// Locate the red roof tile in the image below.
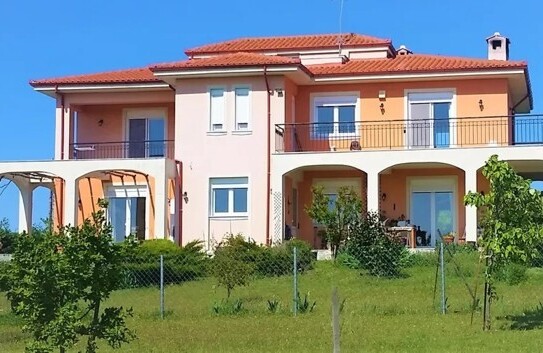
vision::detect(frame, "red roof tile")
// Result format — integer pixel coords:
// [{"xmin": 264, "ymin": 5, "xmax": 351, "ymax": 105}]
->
[
  {"xmin": 29, "ymin": 67, "xmax": 160, "ymax": 87},
  {"xmin": 308, "ymin": 54, "xmax": 527, "ymax": 76},
  {"xmin": 185, "ymin": 33, "xmax": 391, "ymax": 55},
  {"xmin": 151, "ymin": 52, "xmax": 301, "ymax": 71}
]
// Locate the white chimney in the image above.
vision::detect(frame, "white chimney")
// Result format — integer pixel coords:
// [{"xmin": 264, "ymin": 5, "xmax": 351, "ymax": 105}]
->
[{"xmin": 486, "ymin": 32, "xmax": 510, "ymax": 61}]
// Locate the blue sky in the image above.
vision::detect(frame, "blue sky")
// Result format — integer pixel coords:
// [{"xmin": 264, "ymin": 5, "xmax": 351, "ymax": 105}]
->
[{"xmin": 0, "ymin": 0, "xmax": 542, "ymax": 228}]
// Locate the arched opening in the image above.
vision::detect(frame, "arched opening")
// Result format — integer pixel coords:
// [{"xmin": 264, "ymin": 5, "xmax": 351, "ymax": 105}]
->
[
  {"xmin": 502, "ymin": 160, "xmax": 543, "ymax": 190},
  {"xmin": 74, "ymin": 168, "xmax": 175, "ymax": 242},
  {"xmin": 281, "ymin": 164, "xmax": 367, "ymax": 249},
  {"xmin": 379, "ymin": 162, "xmax": 465, "ymax": 248},
  {"xmin": 0, "ymin": 172, "xmax": 62, "ymax": 234}
]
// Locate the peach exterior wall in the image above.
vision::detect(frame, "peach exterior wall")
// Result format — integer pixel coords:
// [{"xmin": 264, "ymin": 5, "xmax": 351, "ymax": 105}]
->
[
  {"xmin": 76, "ymin": 102, "xmax": 175, "ymax": 144},
  {"xmin": 290, "ymin": 78, "xmax": 510, "ymax": 151},
  {"xmin": 176, "ymin": 75, "xmax": 284, "ymax": 246},
  {"xmin": 294, "ymin": 170, "xmax": 366, "ymax": 247}
]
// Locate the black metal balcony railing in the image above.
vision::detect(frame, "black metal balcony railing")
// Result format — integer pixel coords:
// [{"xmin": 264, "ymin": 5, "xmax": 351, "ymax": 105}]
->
[
  {"xmin": 69, "ymin": 140, "xmax": 174, "ymax": 160},
  {"xmin": 275, "ymin": 115, "xmax": 543, "ymax": 153}
]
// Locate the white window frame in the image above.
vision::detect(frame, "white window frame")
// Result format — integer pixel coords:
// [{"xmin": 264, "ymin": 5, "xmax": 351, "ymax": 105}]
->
[
  {"xmin": 233, "ymin": 86, "xmax": 252, "ymax": 133},
  {"xmin": 105, "ymin": 185, "xmax": 149, "ymax": 240},
  {"xmin": 406, "ymin": 176, "xmax": 457, "ymax": 247},
  {"xmin": 310, "ymin": 93, "xmax": 360, "ymax": 139},
  {"xmin": 209, "ymin": 177, "xmax": 249, "ymax": 218},
  {"xmin": 404, "ymin": 89, "xmax": 457, "ymax": 149},
  {"xmin": 208, "ymin": 87, "xmax": 227, "ymax": 134}
]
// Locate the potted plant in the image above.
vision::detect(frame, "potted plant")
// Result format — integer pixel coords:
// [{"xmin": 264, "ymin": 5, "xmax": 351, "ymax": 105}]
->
[{"xmin": 442, "ymin": 232, "xmax": 455, "ymax": 244}]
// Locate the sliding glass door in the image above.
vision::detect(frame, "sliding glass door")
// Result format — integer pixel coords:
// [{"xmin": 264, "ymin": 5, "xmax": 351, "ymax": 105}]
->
[
  {"xmin": 410, "ymin": 189, "xmax": 454, "ymax": 247},
  {"xmin": 407, "ymin": 92, "xmax": 453, "ymax": 148},
  {"xmin": 127, "ymin": 114, "xmax": 166, "ymax": 158}
]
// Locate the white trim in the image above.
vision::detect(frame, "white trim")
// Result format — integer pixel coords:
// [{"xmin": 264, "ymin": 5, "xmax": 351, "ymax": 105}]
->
[
  {"xmin": 34, "ymin": 83, "xmax": 170, "ymax": 93},
  {"xmin": 209, "ymin": 177, "xmax": 250, "ymax": 218},
  {"xmin": 407, "ymin": 176, "xmax": 458, "ymax": 246},
  {"xmin": 404, "ymin": 89, "xmax": 457, "ymax": 149},
  {"xmin": 153, "ymin": 66, "xmax": 301, "ymax": 78},
  {"xmin": 310, "ymin": 92, "xmax": 360, "ymax": 139},
  {"xmin": 105, "ymin": 184, "xmax": 150, "ymax": 240},
  {"xmin": 313, "ymin": 69, "xmax": 526, "ymax": 83}
]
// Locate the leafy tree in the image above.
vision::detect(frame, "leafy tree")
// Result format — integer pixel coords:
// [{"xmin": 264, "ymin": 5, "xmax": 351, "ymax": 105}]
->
[
  {"xmin": 2, "ymin": 200, "xmax": 136, "ymax": 352},
  {"xmin": 306, "ymin": 186, "xmax": 362, "ymax": 259},
  {"xmin": 464, "ymin": 155, "xmax": 543, "ymax": 330},
  {"xmin": 212, "ymin": 234, "xmax": 254, "ymax": 299}
]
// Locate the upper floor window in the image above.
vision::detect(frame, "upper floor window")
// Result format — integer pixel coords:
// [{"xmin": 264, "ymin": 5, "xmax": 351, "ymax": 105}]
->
[
  {"xmin": 126, "ymin": 109, "xmax": 166, "ymax": 158},
  {"xmin": 313, "ymin": 95, "xmax": 358, "ymax": 137},
  {"xmin": 235, "ymin": 87, "xmax": 251, "ymax": 131},
  {"xmin": 209, "ymin": 88, "xmax": 226, "ymax": 132}
]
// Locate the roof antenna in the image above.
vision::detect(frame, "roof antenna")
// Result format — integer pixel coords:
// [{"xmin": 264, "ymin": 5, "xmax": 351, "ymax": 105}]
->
[{"xmin": 337, "ymin": 0, "xmax": 345, "ymax": 55}]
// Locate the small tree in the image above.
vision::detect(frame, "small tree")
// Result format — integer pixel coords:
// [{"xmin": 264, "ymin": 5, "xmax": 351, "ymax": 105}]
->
[
  {"xmin": 2, "ymin": 200, "xmax": 136, "ymax": 352},
  {"xmin": 465, "ymin": 155, "xmax": 543, "ymax": 330},
  {"xmin": 306, "ymin": 186, "xmax": 362, "ymax": 259},
  {"xmin": 212, "ymin": 235, "xmax": 254, "ymax": 298}
]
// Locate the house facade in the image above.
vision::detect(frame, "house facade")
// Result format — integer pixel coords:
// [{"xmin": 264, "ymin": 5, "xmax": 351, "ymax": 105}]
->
[{"xmin": 3, "ymin": 32, "xmax": 538, "ymax": 250}]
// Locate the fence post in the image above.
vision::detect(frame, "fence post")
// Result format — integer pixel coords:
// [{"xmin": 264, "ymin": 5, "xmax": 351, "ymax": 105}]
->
[
  {"xmin": 440, "ymin": 242, "xmax": 446, "ymax": 314},
  {"xmin": 293, "ymin": 246, "xmax": 298, "ymax": 316},
  {"xmin": 331, "ymin": 287, "xmax": 341, "ymax": 353},
  {"xmin": 160, "ymin": 255, "xmax": 165, "ymax": 319}
]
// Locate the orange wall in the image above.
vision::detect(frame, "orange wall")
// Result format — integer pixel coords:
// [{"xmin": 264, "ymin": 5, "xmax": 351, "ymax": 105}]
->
[
  {"xmin": 380, "ymin": 167, "xmax": 466, "ymax": 237},
  {"xmin": 76, "ymin": 102, "xmax": 175, "ymax": 145},
  {"xmin": 289, "ymin": 79, "xmax": 510, "ymax": 151}
]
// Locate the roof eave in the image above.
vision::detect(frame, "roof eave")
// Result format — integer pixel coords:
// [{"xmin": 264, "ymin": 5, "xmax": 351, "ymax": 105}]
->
[{"xmin": 31, "ymin": 82, "xmax": 171, "ymax": 97}]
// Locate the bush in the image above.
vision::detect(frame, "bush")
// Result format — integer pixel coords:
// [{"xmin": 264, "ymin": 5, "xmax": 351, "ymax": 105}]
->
[
  {"xmin": 402, "ymin": 252, "xmax": 438, "ymax": 268},
  {"xmin": 211, "ymin": 234, "xmax": 314, "ymax": 279},
  {"xmin": 496, "ymin": 263, "xmax": 528, "ymax": 285},
  {"xmin": 0, "ymin": 219, "xmax": 17, "ymax": 254},
  {"xmin": 345, "ymin": 212, "xmax": 406, "ymax": 278},
  {"xmin": 122, "ymin": 239, "xmax": 208, "ymax": 288},
  {"xmin": 336, "ymin": 252, "xmax": 361, "ymax": 269}
]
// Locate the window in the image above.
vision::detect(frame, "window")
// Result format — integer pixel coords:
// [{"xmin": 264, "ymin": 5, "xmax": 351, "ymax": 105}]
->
[
  {"xmin": 106, "ymin": 186, "xmax": 147, "ymax": 242},
  {"xmin": 126, "ymin": 109, "xmax": 166, "ymax": 158},
  {"xmin": 235, "ymin": 87, "xmax": 250, "ymax": 131},
  {"xmin": 407, "ymin": 91, "xmax": 453, "ymax": 148},
  {"xmin": 210, "ymin": 177, "xmax": 249, "ymax": 217},
  {"xmin": 209, "ymin": 88, "xmax": 225, "ymax": 132},
  {"xmin": 313, "ymin": 95, "xmax": 357, "ymax": 137}
]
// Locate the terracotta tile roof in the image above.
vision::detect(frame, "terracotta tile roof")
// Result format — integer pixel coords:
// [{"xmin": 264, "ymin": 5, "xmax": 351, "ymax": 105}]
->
[
  {"xmin": 151, "ymin": 52, "xmax": 300, "ymax": 72},
  {"xmin": 308, "ymin": 54, "xmax": 528, "ymax": 76},
  {"xmin": 185, "ymin": 33, "xmax": 391, "ymax": 55},
  {"xmin": 29, "ymin": 67, "xmax": 160, "ymax": 87}
]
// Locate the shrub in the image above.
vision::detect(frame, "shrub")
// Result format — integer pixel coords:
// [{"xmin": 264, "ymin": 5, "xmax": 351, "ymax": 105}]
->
[
  {"xmin": 211, "ymin": 299, "xmax": 245, "ymax": 315},
  {"xmin": 336, "ymin": 252, "xmax": 361, "ymax": 269},
  {"xmin": 296, "ymin": 292, "xmax": 316, "ymax": 314},
  {"xmin": 212, "ymin": 243, "xmax": 254, "ymax": 298},
  {"xmin": 123, "ymin": 239, "xmax": 208, "ymax": 288},
  {"xmin": 345, "ymin": 212, "xmax": 406, "ymax": 278},
  {"xmin": 402, "ymin": 252, "xmax": 438, "ymax": 268},
  {"xmin": 0, "ymin": 219, "xmax": 17, "ymax": 254},
  {"xmin": 496, "ymin": 263, "xmax": 528, "ymax": 285}
]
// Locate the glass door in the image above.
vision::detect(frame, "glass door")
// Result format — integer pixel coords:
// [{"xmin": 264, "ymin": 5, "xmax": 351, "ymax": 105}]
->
[
  {"xmin": 407, "ymin": 92, "xmax": 453, "ymax": 148},
  {"xmin": 410, "ymin": 191, "xmax": 454, "ymax": 247},
  {"xmin": 128, "ymin": 117, "xmax": 165, "ymax": 158},
  {"xmin": 108, "ymin": 196, "xmax": 146, "ymax": 241}
]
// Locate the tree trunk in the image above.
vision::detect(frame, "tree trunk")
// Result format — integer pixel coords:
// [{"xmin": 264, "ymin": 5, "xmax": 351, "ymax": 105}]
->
[{"xmin": 86, "ymin": 301, "xmax": 101, "ymax": 353}]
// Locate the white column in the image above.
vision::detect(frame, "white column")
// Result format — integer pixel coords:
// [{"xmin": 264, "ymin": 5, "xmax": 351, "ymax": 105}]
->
[
  {"xmin": 54, "ymin": 101, "xmax": 71, "ymax": 160},
  {"xmin": 366, "ymin": 171, "xmax": 380, "ymax": 212},
  {"xmin": 270, "ymin": 171, "xmax": 284, "ymax": 245},
  {"xmin": 63, "ymin": 178, "xmax": 79, "ymax": 227},
  {"xmin": 154, "ymin": 174, "xmax": 168, "ymax": 239},
  {"xmin": 18, "ymin": 182, "xmax": 34, "ymax": 234},
  {"xmin": 465, "ymin": 168, "xmax": 478, "ymax": 243}
]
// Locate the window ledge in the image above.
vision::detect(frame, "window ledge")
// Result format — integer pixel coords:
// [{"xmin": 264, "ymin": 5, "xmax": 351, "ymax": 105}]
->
[
  {"xmin": 232, "ymin": 130, "xmax": 253, "ymax": 136},
  {"xmin": 209, "ymin": 215, "xmax": 249, "ymax": 221},
  {"xmin": 207, "ymin": 131, "xmax": 228, "ymax": 136}
]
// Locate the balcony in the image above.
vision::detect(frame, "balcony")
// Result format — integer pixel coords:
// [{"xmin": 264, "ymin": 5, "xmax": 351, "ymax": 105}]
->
[
  {"xmin": 69, "ymin": 140, "xmax": 174, "ymax": 160},
  {"xmin": 275, "ymin": 115, "xmax": 543, "ymax": 153}
]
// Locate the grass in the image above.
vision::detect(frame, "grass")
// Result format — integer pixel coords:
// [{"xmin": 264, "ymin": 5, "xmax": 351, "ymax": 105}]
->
[{"xmin": 2, "ymin": 253, "xmax": 543, "ymax": 352}]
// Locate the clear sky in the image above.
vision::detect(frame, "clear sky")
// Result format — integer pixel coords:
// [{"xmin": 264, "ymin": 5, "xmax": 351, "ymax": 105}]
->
[{"xmin": 1, "ymin": 0, "xmax": 542, "ymax": 228}]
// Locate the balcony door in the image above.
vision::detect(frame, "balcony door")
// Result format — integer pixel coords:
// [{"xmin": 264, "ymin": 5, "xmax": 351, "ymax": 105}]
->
[
  {"xmin": 126, "ymin": 109, "xmax": 166, "ymax": 158},
  {"xmin": 107, "ymin": 186, "xmax": 148, "ymax": 242},
  {"xmin": 407, "ymin": 92, "xmax": 454, "ymax": 148}
]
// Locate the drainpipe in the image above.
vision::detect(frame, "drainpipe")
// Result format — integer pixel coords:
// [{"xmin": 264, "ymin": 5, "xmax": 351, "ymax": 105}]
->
[
  {"xmin": 176, "ymin": 160, "xmax": 183, "ymax": 246},
  {"xmin": 264, "ymin": 66, "xmax": 272, "ymax": 246},
  {"xmin": 55, "ymin": 86, "xmax": 65, "ymax": 227}
]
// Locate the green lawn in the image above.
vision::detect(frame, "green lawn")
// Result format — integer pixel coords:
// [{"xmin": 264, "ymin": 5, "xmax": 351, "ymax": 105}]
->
[{"xmin": 2, "ymin": 255, "xmax": 543, "ymax": 353}]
